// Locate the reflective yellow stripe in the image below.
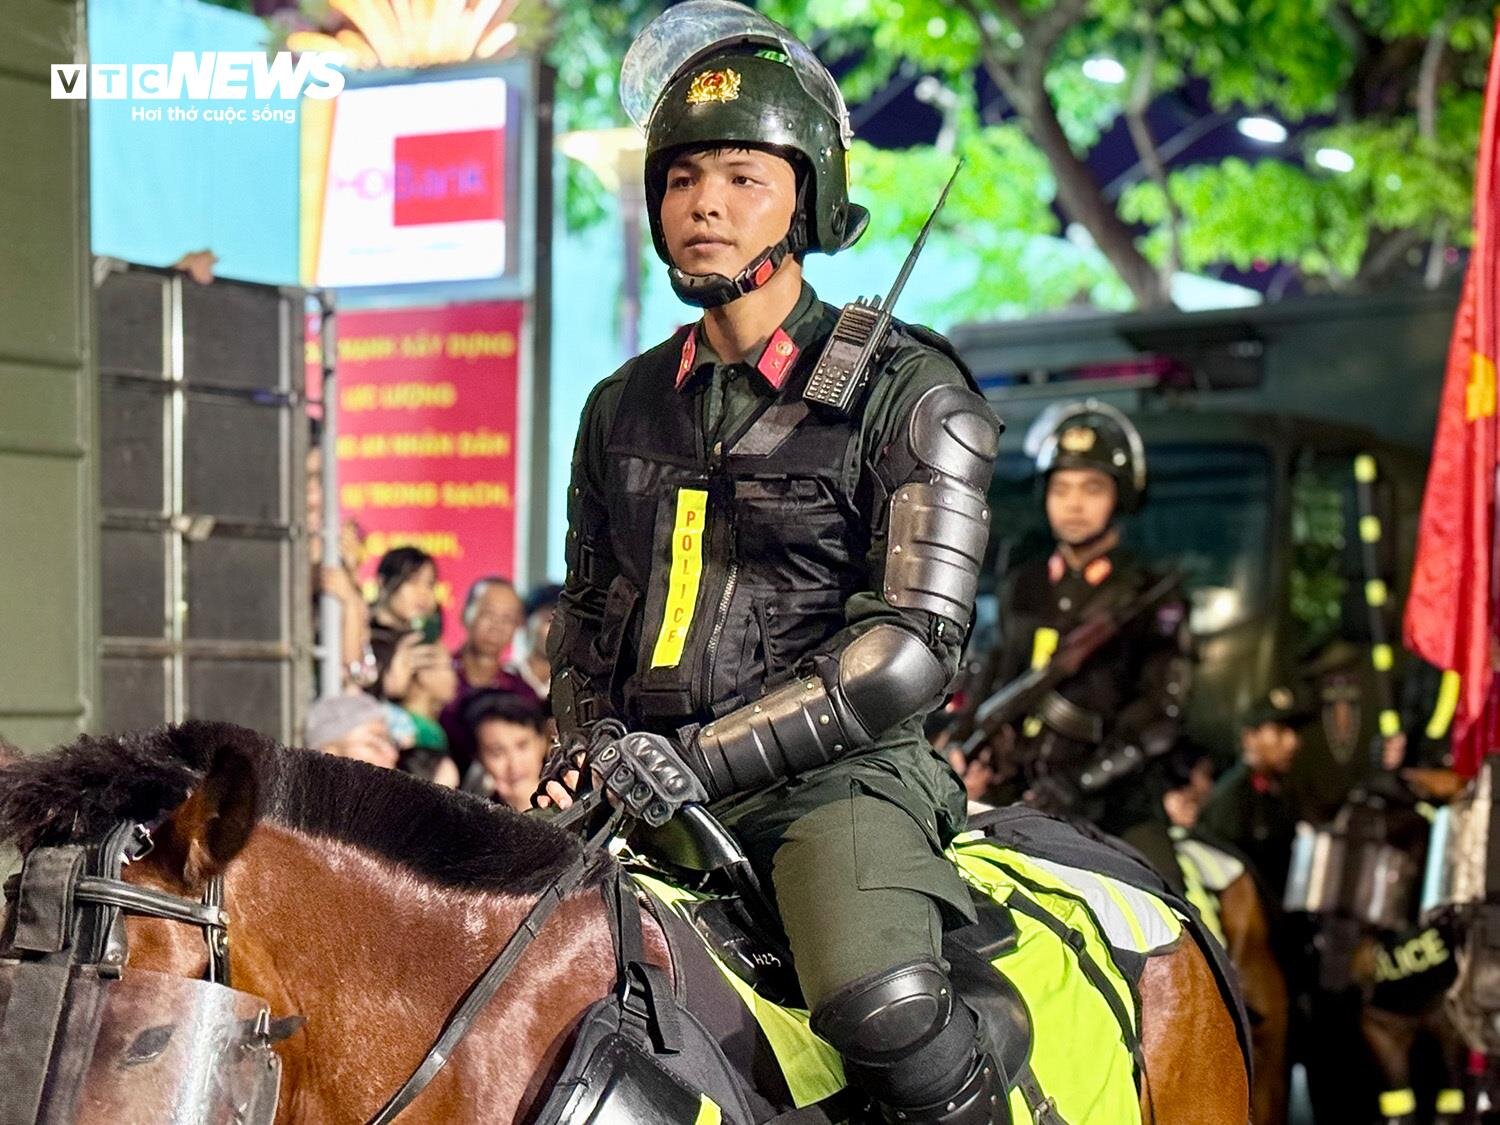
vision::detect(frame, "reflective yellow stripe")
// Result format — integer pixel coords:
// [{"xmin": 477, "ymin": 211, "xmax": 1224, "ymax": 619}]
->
[
  {"xmin": 1427, "ymin": 670, "xmax": 1462, "ymax": 740},
  {"xmin": 1361, "ymin": 515, "xmax": 1382, "ymax": 543},
  {"xmin": 1372, "ymin": 644, "xmax": 1394, "ymax": 672},
  {"xmin": 1365, "ymin": 579, "xmax": 1388, "ymax": 607},
  {"xmin": 1436, "ymin": 1088, "xmax": 1465, "ymax": 1114},
  {"xmin": 650, "ymin": 489, "xmax": 709, "ymax": 668},
  {"xmin": 1379, "ymin": 1088, "xmax": 1417, "ymax": 1117},
  {"xmin": 1380, "ymin": 709, "xmax": 1402, "ymax": 738},
  {"xmin": 694, "ymin": 1095, "xmax": 722, "ymax": 1125},
  {"xmin": 1030, "ymin": 627, "xmax": 1059, "ymax": 669},
  {"xmin": 1355, "ymin": 454, "xmax": 1378, "ymax": 483}
]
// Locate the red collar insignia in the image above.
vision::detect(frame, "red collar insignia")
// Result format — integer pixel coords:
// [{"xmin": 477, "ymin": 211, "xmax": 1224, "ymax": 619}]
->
[
  {"xmin": 1049, "ymin": 552, "xmax": 1113, "ymax": 586},
  {"xmin": 675, "ymin": 327, "xmax": 698, "ymax": 390},
  {"xmin": 756, "ymin": 327, "xmax": 799, "ymax": 390},
  {"xmin": 674, "ymin": 323, "xmax": 800, "ymax": 392}
]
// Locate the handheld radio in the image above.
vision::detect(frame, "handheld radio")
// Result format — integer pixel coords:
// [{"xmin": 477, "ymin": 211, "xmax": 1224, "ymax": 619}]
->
[{"xmin": 803, "ymin": 160, "xmax": 963, "ymax": 415}]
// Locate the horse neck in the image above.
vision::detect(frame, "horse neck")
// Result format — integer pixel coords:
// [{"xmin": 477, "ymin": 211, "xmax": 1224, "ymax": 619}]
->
[{"xmin": 227, "ymin": 824, "xmax": 620, "ymax": 1123}]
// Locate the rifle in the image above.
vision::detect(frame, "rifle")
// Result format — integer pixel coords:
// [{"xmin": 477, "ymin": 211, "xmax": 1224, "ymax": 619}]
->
[{"xmin": 959, "ymin": 569, "xmax": 1185, "ymax": 760}]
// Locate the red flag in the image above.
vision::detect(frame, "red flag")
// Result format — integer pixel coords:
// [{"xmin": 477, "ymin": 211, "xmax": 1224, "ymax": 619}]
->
[{"xmin": 1404, "ymin": 21, "xmax": 1500, "ymax": 775}]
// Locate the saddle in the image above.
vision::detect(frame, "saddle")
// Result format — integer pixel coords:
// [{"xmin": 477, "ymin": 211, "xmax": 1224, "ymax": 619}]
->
[{"xmin": 629, "ymin": 812, "xmax": 1038, "ymax": 1103}]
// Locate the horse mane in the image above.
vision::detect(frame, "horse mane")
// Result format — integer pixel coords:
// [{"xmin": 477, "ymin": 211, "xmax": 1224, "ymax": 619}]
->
[{"xmin": 0, "ymin": 720, "xmax": 605, "ymax": 896}]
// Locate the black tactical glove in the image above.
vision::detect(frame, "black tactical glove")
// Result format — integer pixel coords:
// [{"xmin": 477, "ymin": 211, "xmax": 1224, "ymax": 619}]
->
[
  {"xmin": 593, "ymin": 732, "xmax": 708, "ymax": 827},
  {"xmin": 531, "ymin": 718, "xmax": 625, "ymax": 807}
]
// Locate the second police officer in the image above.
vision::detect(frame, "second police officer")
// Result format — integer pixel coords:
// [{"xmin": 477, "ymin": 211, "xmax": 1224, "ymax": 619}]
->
[{"xmin": 971, "ymin": 403, "xmax": 1193, "ymax": 890}]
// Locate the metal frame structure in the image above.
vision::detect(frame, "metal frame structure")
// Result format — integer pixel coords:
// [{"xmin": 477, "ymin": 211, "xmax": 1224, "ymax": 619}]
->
[{"xmin": 97, "ymin": 264, "xmax": 312, "ymax": 742}]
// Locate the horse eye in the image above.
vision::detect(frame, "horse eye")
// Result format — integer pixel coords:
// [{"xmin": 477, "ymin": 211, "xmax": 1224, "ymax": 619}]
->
[{"xmin": 122, "ymin": 1024, "xmax": 175, "ymax": 1067}]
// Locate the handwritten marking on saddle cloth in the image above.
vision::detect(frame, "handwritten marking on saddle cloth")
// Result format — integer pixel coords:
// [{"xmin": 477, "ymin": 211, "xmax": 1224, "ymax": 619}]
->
[{"xmin": 651, "ymin": 488, "xmax": 709, "ymax": 668}]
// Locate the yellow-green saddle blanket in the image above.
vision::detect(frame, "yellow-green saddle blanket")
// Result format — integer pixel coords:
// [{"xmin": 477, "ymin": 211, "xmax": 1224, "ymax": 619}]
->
[{"xmin": 633, "ymin": 832, "xmax": 1187, "ymax": 1125}]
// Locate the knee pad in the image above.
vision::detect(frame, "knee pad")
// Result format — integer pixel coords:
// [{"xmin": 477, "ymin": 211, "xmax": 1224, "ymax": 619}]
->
[
  {"xmin": 811, "ymin": 960, "xmax": 954, "ymax": 1064},
  {"xmin": 812, "ymin": 961, "xmax": 984, "ymax": 1110}
]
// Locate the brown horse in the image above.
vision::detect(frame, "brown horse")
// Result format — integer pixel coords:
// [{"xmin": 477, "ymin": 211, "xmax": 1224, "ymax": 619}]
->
[
  {"xmin": 0, "ymin": 722, "xmax": 1248, "ymax": 1123},
  {"xmin": 1213, "ymin": 869, "xmax": 1289, "ymax": 1125}
]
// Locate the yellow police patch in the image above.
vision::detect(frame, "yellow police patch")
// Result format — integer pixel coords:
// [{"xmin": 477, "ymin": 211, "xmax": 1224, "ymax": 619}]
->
[
  {"xmin": 686, "ymin": 67, "xmax": 741, "ymax": 106},
  {"xmin": 651, "ymin": 488, "xmax": 709, "ymax": 668},
  {"xmin": 1030, "ymin": 627, "xmax": 1059, "ymax": 669}
]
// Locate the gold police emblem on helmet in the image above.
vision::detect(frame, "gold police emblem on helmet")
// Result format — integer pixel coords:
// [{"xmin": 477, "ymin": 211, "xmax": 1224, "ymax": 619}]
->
[
  {"xmin": 1059, "ymin": 426, "xmax": 1097, "ymax": 453},
  {"xmin": 1269, "ymin": 687, "xmax": 1294, "ymax": 710},
  {"xmin": 686, "ymin": 67, "xmax": 742, "ymax": 106}
]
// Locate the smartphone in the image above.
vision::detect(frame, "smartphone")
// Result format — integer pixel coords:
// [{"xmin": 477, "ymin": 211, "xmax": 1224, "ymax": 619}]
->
[{"xmin": 416, "ymin": 608, "xmax": 444, "ymax": 646}]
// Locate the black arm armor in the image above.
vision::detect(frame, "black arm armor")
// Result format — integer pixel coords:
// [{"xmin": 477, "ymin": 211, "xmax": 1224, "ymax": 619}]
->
[
  {"xmin": 881, "ymin": 384, "xmax": 1000, "ymax": 630},
  {"xmin": 686, "ymin": 624, "xmax": 949, "ymax": 799},
  {"xmin": 684, "ymin": 382, "xmax": 1000, "ymax": 799}
]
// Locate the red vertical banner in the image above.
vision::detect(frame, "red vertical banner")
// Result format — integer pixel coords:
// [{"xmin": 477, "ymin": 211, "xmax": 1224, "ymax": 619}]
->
[
  {"xmin": 308, "ymin": 301, "xmax": 524, "ymax": 650},
  {"xmin": 1403, "ymin": 20, "xmax": 1500, "ymax": 775}
]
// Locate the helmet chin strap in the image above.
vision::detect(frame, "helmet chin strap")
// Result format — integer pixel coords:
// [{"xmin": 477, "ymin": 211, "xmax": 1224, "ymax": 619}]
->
[
  {"xmin": 668, "ymin": 235, "xmax": 794, "ymax": 308},
  {"xmin": 667, "ymin": 174, "xmax": 808, "ymax": 309}
]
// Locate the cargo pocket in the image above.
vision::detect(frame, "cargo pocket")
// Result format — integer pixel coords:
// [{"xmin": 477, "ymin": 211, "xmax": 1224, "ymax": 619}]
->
[{"xmin": 849, "ymin": 784, "xmax": 977, "ymax": 929}]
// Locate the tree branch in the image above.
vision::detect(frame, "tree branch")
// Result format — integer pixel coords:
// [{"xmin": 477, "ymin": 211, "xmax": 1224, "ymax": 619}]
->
[
  {"xmin": 955, "ymin": 0, "xmax": 1173, "ymax": 309},
  {"xmin": 1417, "ymin": 19, "xmax": 1447, "ymax": 145},
  {"xmin": 1124, "ymin": 32, "xmax": 1181, "ymax": 283},
  {"xmin": 956, "ymin": 0, "xmax": 1024, "ymax": 105},
  {"xmin": 1032, "ymin": 0, "xmax": 1090, "ymax": 57}
]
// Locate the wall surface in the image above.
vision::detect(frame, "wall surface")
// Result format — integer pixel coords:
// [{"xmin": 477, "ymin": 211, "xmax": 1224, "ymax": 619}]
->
[{"xmin": 0, "ymin": 0, "xmax": 98, "ymax": 752}]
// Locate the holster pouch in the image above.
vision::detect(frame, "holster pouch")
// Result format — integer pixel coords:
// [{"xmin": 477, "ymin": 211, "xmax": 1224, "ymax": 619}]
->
[{"xmin": 530, "ymin": 875, "xmax": 756, "ymax": 1125}]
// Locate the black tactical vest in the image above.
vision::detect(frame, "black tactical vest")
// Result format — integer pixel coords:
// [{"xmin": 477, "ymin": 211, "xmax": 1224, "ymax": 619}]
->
[{"xmin": 599, "ymin": 320, "xmax": 869, "ymax": 730}]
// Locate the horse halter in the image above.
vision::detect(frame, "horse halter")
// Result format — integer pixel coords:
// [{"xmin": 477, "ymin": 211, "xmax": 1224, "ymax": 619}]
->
[
  {"xmin": 0, "ymin": 820, "xmax": 284, "ymax": 1125},
  {"xmin": 2, "ymin": 821, "xmax": 230, "ymax": 983}
]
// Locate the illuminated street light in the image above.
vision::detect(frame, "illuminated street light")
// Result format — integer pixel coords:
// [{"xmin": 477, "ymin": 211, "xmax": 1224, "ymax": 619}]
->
[
  {"xmin": 1082, "ymin": 57, "xmax": 1127, "ymax": 84},
  {"xmin": 1313, "ymin": 147, "xmax": 1355, "ymax": 173},
  {"xmin": 287, "ymin": 0, "xmax": 531, "ymax": 68},
  {"xmin": 1236, "ymin": 116, "xmax": 1288, "ymax": 144}
]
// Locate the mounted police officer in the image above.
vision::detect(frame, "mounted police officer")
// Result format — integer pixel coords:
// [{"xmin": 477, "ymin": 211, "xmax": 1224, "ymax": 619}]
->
[
  {"xmin": 974, "ymin": 402, "xmax": 1192, "ymax": 890},
  {"xmin": 538, "ymin": 3, "xmax": 1005, "ymax": 1121}
]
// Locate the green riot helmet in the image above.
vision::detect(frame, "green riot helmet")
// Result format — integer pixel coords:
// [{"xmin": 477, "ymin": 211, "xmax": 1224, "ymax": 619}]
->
[
  {"xmin": 1025, "ymin": 399, "xmax": 1147, "ymax": 513},
  {"xmin": 620, "ymin": 0, "xmax": 870, "ymax": 308}
]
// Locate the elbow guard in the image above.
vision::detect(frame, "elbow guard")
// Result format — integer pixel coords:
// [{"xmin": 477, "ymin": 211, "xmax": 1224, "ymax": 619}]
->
[
  {"xmin": 882, "ymin": 385, "xmax": 1000, "ymax": 630},
  {"xmin": 688, "ymin": 625, "xmax": 947, "ymax": 799}
]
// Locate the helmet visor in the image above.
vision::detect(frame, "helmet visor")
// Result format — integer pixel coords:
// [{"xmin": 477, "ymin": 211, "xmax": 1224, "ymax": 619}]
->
[{"xmin": 620, "ymin": 0, "xmax": 852, "ymax": 147}]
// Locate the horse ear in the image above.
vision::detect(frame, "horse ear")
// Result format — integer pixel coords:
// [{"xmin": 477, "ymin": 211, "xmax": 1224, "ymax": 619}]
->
[{"xmin": 160, "ymin": 740, "xmax": 259, "ymax": 886}]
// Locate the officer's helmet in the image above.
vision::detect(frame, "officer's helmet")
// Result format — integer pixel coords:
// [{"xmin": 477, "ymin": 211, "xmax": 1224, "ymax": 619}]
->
[
  {"xmin": 620, "ymin": 0, "xmax": 869, "ymax": 265},
  {"xmin": 1026, "ymin": 400, "xmax": 1147, "ymax": 513}
]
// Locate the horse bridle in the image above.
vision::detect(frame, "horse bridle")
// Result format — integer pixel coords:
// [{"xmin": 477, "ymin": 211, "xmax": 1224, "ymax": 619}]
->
[
  {"xmin": 1, "ymin": 819, "xmax": 230, "ymax": 985},
  {"xmin": 0, "ymin": 819, "xmax": 277, "ymax": 1125}
]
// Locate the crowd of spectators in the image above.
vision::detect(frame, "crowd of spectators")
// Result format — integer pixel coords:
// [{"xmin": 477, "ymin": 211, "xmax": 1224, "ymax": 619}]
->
[{"xmin": 305, "ymin": 539, "xmax": 561, "ymax": 811}]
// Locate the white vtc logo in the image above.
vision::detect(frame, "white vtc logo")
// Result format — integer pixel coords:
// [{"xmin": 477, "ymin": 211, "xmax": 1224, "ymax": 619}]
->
[{"xmin": 48, "ymin": 52, "xmax": 346, "ymax": 101}]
